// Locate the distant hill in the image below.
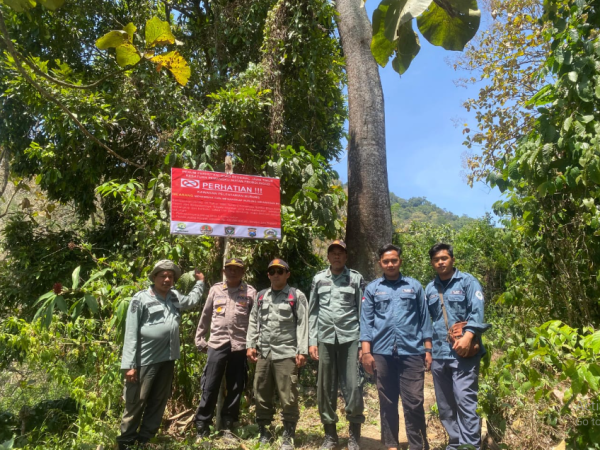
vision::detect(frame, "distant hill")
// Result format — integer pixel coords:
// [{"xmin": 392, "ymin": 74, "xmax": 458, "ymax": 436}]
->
[{"xmin": 390, "ymin": 193, "xmax": 474, "ymax": 230}]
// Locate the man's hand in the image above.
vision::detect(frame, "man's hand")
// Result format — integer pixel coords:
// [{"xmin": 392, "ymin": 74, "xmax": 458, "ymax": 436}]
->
[
  {"xmin": 194, "ymin": 270, "xmax": 205, "ymax": 282},
  {"xmin": 125, "ymin": 368, "xmax": 138, "ymax": 383},
  {"xmin": 361, "ymin": 353, "xmax": 376, "ymax": 375},
  {"xmin": 358, "ymin": 348, "xmax": 362, "ymax": 361},
  {"xmin": 309, "ymin": 346, "xmax": 319, "ymax": 361},
  {"xmin": 247, "ymin": 348, "xmax": 258, "ymax": 363},
  {"xmin": 425, "ymin": 352, "xmax": 432, "ymax": 371},
  {"xmin": 452, "ymin": 331, "xmax": 475, "ymax": 358},
  {"xmin": 295, "ymin": 354, "xmax": 307, "ymax": 368}
]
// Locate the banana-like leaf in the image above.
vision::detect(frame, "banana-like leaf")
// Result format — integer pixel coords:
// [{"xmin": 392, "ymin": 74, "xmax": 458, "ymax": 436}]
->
[
  {"xmin": 145, "ymin": 17, "xmax": 175, "ymax": 48},
  {"xmin": 38, "ymin": 0, "xmax": 64, "ymax": 10},
  {"xmin": 392, "ymin": 21, "xmax": 421, "ymax": 74},
  {"xmin": 383, "ymin": 0, "xmax": 433, "ymax": 42},
  {"xmin": 3, "ymin": 0, "xmax": 36, "ymax": 12},
  {"xmin": 371, "ymin": 1, "xmax": 397, "ymax": 67},
  {"xmin": 116, "ymin": 43, "xmax": 141, "ymax": 67},
  {"xmin": 417, "ymin": 0, "xmax": 481, "ymax": 51},
  {"xmin": 151, "ymin": 51, "xmax": 191, "ymax": 86},
  {"xmin": 96, "ymin": 30, "xmax": 130, "ymax": 50}
]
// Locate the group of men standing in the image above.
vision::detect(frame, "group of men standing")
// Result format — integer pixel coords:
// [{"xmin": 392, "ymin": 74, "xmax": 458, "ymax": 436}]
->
[{"xmin": 116, "ymin": 240, "xmax": 490, "ymax": 450}]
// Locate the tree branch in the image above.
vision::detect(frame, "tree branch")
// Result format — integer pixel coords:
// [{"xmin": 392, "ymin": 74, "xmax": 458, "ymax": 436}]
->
[
  {"xmin": 0, "ymin": 184, "xmax": 21, "ymax": 219},
  {"xmin": 0, "ymin": 10, "xmax": 144, "ymax": 169}
]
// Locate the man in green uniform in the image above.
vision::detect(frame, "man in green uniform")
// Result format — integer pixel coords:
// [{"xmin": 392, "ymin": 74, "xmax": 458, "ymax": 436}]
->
[
  {"xmin": 117, "ymin": 260, "xmax": 204, "ymax": 450},
  {"xmin": 309, "ymin": 240, "xmax": 365, "ymax": 450},
  {"xmin": 246, "ymin": 259, "xmax": 308, "ymax": 450}
]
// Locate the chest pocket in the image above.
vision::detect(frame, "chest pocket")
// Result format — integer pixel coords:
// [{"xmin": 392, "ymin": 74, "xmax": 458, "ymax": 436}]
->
[
  {"xmin": 278, "ymin": 302, "xmax": 294, "ymax": 322},
  {"xmin": 317, "ymin": 285, "xmax": 332, "ymax": 305},
  {"xmin": 447, "ymin": 292, "xmax": 467, "ymax": 318},
  {"xmin": 213, "ymin": 298, "xmax": 227, "ymax": 318},
  {"xmin": 338, "ymin": 286, "xmax": 356, "ymax": 305},
  {"xmin": 147, "ymin": 304, "xmax": 166, "ymax": 325},
  {"xmin": 374, "ymin": 295, "xmax": 391, "ymax": 314},
  {"xmin": 427, "ymin": 295, "xmax": 441, "ymax": 317},
  {"xmin": 235, "ymin": 297, "xmax": 251, "ymax": 324}
]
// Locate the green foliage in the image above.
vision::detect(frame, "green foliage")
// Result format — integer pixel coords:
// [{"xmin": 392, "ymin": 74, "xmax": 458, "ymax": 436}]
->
[
  {"xmin": 370, "ymin": 0, "xmax": 481, "ymax": 74},
  {"xmin": 489, "ymin": 0, "xmax": 600, "ymax": 325},
  {"xmin": 390, "ymin": 193, "xmax": 476, "ymax": 230}
]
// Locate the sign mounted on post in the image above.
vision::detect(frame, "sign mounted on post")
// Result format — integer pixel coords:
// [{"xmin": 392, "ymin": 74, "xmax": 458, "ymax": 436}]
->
[{"xmin": 170, "ymin": 168, "xmax": 281, "ymax": 239}]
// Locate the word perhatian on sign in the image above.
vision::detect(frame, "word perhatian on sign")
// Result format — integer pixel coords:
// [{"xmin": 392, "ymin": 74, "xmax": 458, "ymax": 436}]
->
[{"xmin": 170, "ymin": 168, "xmax": 281, "ymax": 239}]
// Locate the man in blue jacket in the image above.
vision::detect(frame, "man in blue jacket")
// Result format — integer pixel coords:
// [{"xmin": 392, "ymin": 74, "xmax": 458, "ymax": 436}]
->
[
  {"xmin": 425, "ymin": 243, "xmax": 491, "ymax": 450},
  {"xmin": 360, "ymin": 244, "xmax": 432, "ymax": 450}
]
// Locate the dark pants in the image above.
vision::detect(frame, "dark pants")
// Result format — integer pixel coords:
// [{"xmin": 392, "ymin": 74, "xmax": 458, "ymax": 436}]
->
[
  {"xmin": 117, "ymin": 360, "xmax": 175, "ymax": 446},
  {"xmin": 318, "ymin": 340, "xmax": 365, "ymax": 424},
  {"xmin": 194, "ymin": 343, "xmax": 247, "ymax": 426},
  {"xmin": 431, "ymin": 357, "xmax": 481, "ymax": 450},
  {"xmin": 254, "ymin": 354, "xmax": 299, "ymax": 425},
  {"xmin": 374, "ymin": 354, "xmax": 429, "ymax": 450}
]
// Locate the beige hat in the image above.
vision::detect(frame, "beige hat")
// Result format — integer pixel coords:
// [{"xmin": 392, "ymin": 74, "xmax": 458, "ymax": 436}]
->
[{"xmin": 148, "ymin": 259, "xmax": 182, "ymax": 282}]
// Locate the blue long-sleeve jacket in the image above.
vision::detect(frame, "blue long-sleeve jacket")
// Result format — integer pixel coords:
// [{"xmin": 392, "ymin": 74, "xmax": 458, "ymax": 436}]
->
[
  {"xmin": 360, "ymin": 274, "xmax": 432, "ymax": 356},
  {"xmin": 425, "ymin": 269, "xmax": 492, "ymax": 360}
]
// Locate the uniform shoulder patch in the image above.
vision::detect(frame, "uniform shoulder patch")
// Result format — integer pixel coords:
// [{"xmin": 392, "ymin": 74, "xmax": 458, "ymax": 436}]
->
[
  {"xmin": 130, "ymin": 299, "xmax": 140, "ymax": 313},
  {"xmin": 475, "ymin": 291, "xmax": 484, "ymax": 300}
]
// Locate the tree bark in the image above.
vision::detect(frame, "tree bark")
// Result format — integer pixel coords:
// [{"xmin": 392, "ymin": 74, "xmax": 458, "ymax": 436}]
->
[{"xmin": 335, "ymin": 0, "xmax": 393, "ymax": 281}]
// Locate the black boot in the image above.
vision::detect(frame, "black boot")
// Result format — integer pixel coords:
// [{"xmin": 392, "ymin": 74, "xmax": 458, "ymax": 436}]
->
[
  {"xmin": 196, "ymin": 421, "xmax": 210, "ymax": 440},
  {"xmin": 221, "ymin": 419, "xmax": 236, "ymax": 444},
  {"xmin": 319, "ymin": 423, "xmax": 338, "ymax": 449},
  {"xmin": 348, "ymin": 423, "xmax": 361, "ymax": 450},
  {"xmin": 258, "ymin": 424, "xmax": 272, "ymax": 445},
  {"xmin": 280, "ymin": 421, "xmax": 296, "ymax": 450}
]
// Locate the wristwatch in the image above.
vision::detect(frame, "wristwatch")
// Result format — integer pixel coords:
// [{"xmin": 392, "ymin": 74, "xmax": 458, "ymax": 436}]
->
[{"xmin": 424, "ymin": 348, "xmax": 432, "ymax": 353}]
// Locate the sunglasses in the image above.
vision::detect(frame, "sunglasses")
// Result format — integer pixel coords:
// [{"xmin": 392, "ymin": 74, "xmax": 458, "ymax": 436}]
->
[{"xmin": 268, "ymin": 268, "xmax": 286, "ymax": 276}]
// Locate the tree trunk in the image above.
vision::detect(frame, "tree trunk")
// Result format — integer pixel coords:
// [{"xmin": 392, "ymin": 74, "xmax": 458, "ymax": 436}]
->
[{"xmin": 335, "ymin": 0, "xmax": 393, "ymax": 281}]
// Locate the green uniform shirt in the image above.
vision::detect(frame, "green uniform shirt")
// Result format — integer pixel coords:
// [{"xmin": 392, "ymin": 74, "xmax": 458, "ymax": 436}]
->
[
  {"xmin": 308, "ymin": 266, "xmax": 365, "ymax": 347},
  {"xmin": 246, "ymin": 284, "xmax": 308, "ymax": 360},
  {"xmin": 121, "ymin": 281, "xmax": 204, "ymax": 369}
]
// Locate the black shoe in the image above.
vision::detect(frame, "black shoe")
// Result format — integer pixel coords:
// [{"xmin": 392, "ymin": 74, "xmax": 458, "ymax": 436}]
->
[
  {"xmin": 196, "ymin": 421, "xmax": 211, "ymax": 439},
  {"xmin": 281, "ymin": 421, "xmax": 296, "ymax": 450},
  {"xmin": 258, "ymin": 424, "xmax": 272, "ymax": 445},
  {"xmin": 319, "ymin": 423, "xmax": 338, "ymax": 449},
  {"xmin": 348, "ymin": 423, "xmax": 361, "ymax": 450}
]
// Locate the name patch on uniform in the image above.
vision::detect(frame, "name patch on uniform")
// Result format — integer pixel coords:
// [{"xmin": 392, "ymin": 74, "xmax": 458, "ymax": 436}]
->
[
  {"xmin": 375, "ymin": 291, "xmax": 387, "ymax": 296},
  {"xmin": 402, "ymin": 288, "xmax": 415, "ymax": 294},
  {"xmin": 451, "ymin": 290, "xmax": 464, "ymax": 295},
  {"xmin": 428, "ymin": 294, "xmax": 438, "ymax": 300},
  {"xmin": 476, "ymin": 291, "xmax": 484, "ymax": 300}
]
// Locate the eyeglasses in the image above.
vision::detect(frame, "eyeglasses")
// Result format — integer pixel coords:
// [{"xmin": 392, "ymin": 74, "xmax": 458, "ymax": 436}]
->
[{"xmin": 268, "ymin": 268, "xmax": 286, "ymax": 276}]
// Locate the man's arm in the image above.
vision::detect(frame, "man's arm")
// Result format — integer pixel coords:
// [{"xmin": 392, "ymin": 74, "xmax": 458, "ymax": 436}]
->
[
  {"xmin": 177, "ymin": 270, "xmax": 205, "ymax": 310},
  {"xmin": 195, "ymin": 288, "xmax": 215, "ymax": 352},
  {"xmin": 308, "ymin": 278, "xmax": 320, "ymax": 360},
  {"xmin": 416, "ymin": 284, "xmax": 433, "ymax": 370},
  {"xmin": 246, "ymin": 291, "xmax": 260, "ymax": 362},
  {"xmin": 121, "ymin": 294, "xmax": 143, "ymax": 373},
  {"xmin": 464, "ymin": 277, "xmax": 490, "ymax": 335},
  {"xmin": 296, "ymin": 291, "xmax": 309, "ymax": 360}
]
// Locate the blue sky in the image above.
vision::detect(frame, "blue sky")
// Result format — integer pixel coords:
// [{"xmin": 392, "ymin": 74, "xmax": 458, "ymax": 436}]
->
[{"xmin": 332, "ymin": 3, "xmax": 503, "ymax": 219}]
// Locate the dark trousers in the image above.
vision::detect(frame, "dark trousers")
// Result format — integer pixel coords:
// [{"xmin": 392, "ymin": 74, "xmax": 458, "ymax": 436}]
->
[
  {"xmin": 374, "ymin": 354, "xmax": 429, "ymax": 450},
  {"xmin": 254, "ymin": 354, "xmax": 299, "ymax": 425},
  {"xmin": 431, "ymin": 357, "xmax": 481, "ymax": 450},
  {"xmin": 117, "ymin": 360, "xmax": 175, "ymax": 446},
  {"xmin": 318, "ymin": 340, "xmax": 365, "ymax": 424},
  {"xmin": 194, "ymin": 343, "xmax": 247, "ymax": 426}
]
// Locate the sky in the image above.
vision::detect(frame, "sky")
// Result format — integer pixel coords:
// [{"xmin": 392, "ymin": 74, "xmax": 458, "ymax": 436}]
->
[{"xmin": 332, "ymin": 3, "xmax": 503, "ymax": 219}]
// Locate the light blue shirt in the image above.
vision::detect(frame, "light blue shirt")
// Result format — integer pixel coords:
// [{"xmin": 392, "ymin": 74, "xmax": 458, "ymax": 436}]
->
[{"xmin": 360, "ymin": 274, "xmax": 432, "ymax": 356}]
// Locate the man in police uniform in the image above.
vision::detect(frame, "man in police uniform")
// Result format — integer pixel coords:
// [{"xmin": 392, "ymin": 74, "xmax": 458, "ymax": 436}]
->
[
  {"xmin": 360, "ymin": 244, "xmax": 432, "ymax": 450},
  {"xmin": 246, "ymin": 259, "xmax": 308, "ymax": 450},
  {"xmin": 309, "ymin": 240, "xmax": 365, "ymax": 450},
  {"xmin": 193, "ymin": 258, "xmax": 257, "ymax": 439},
  {"xmin": 117, "ymin": 260, "xmax": 204, "ymax": 450},
  {"xmin": 425, "ymin": 243, "xmax": 491, "ymax": 450}
]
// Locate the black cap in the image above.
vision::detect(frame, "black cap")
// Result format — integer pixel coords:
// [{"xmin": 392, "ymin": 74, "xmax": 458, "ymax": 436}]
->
[
  {"xmin": 268, "ymin": 258, "xmax": 290, "ymax": 271},
  {"xmin": 327, "ymin": 239, "xmax": 347, "ymax": 252},
  {"xmin": 224, "ymin": 258, "xmax": 245, "ymax": 268}
]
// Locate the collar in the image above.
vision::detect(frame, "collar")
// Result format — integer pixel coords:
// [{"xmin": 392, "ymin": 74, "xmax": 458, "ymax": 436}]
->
[
  {"xmin": 224, "ymin": 281, "xmax": 246, "ymax": 292},
  {"xmin": 434, "ymin": 268, "xmax": 463, "ymax": 287},
  {"xmin": 149, "ymin": 285, "xmax": 171, "ymax": 301},
  {"xmin": 382, "ymin": 272, "xmax": 405, "ymax": 285},
  {"xmin": 326, "ymin": 266, "xmax": 348, "ymax": 278},
  {"xmin": 267, "ymin": 284, "xmax": 290, "ymax": 297}
]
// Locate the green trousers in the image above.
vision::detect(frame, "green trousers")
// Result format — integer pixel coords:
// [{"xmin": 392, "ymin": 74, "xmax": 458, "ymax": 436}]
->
[
  {"xmin": 317, "ymin": 340, "xmax": 365, "ymax": 424},
  {"xmin": 254, "ymin": 354, "xmax": 299, "ymax": 425}
]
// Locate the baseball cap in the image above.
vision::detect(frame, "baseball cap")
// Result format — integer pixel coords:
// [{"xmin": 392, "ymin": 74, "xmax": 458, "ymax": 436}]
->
[
  {"xmin": 327, "ymin": 239, "xmax": 347, "ymax": 252},
  {"xmin": 224, "ymin": 258, "xmax": 245, "ymax": 268},
  {"xmin": 268, "ymin": 258, "xmax": 290, "ymax": 271}
]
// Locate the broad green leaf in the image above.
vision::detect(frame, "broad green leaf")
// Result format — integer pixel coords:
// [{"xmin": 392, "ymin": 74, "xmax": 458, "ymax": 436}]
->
[
  {"xmin": 84, "ymin": 294, "xmax": 99, "ymax": 314},
  {"xmin": 417, "ymin": 0, "xmax": 481, "ymax": 51},
  {"xmin": 392, "ymin": 21, "xmax": 421, "ymax": 75},
  {"xmin": 4, "ymin": 0, "xmax": 36, "ymax": 12},
  {"xmin": 33, "ymin": 290, "xmax": 56, "ymax": 307},
  {"xmin": 116, "ymin": 44, "xmax": 142, "ymax": 67},
  {"xmin": 383, "ymin": 0, "xmax": 433, "ymax": 42},
  {"xmin": 584, "ymin": 331, "xmax": 600, "ymax": 353},
  {"xmin": 55, "ymin": 295, "xmax": 67, "ymax": 314},
  {"xmin": 151, "ymin": 51, "xmax": 191, "ymax": 86},
  {"xmin": 81, "ymin": 268, "xmax": 112, "ymax": 289},
  {"xmin": 371, "ymin": 0, "xmax": 397, "ymax": 67},
  {"xmin": 567, "ymin": 71, "xmax": 578, "ymax": 82},
  {"xmin": 145, "ymin": 17, "xmax": 175, "ymax": 48},
  {"xmin": 72, "ymin": 266, "xmax": 81, "ymax": 289},
  {"xmin": 38, "ymin": 0, "xmax": 64, "ymax": 10},
  {"xmin": 123, "ymin": 23, "xmax": 137, "ymax": 41},
  {"xmin": 96, "ymin": 31, "xmax": 130, "ymax": 50}
]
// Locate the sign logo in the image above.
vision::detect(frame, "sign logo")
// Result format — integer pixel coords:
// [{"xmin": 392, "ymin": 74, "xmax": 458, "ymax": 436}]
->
[
  {"xmin": 225, "ymin": 226, "xmax": 235, "ymax": 236},
  {"xmin": 181, "ymin": 178, "xmax": 199, "ymax": 188},
  {"xmin": 200, "ymin": 225, "xmax": 213, "ymax": 235},
  {"xmin": 177, "ymin": 223, "xmax": 186, "ymax": 230},
  {"xmin": 248, "ymin": 228, "xmax": 257, "ymax": 237},
  {"xmin": 264, "ymin": 229, "xmax": 278, "ymax": 239}
]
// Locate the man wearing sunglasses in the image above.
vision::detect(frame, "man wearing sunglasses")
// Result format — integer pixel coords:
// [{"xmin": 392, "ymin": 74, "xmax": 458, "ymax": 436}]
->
[
  {"xmin": 246, "ymin": 259, "xmax": 309, "ymax": 450},
  {"xmin": 308, "ymin": 240, "xmax": 366, "ymax": 450},
  {"xmin": 193, "ymin": 258, "xmax": 257, "ymax": 441}
]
